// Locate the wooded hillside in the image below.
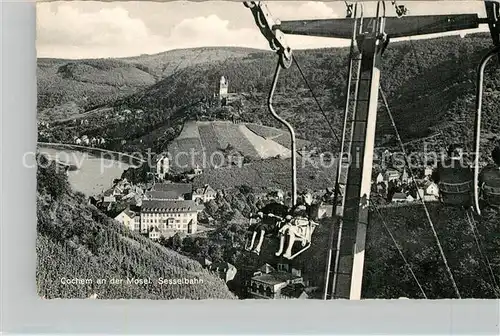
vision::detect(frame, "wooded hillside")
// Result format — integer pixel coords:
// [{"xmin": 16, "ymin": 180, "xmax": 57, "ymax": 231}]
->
[{"xmin": 39, "ymin": 34, "xmax": 500, "ymax": 157}]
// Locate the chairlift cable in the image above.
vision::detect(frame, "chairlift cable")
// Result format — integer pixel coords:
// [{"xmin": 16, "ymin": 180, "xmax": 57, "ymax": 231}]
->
[
  {"xmin": 293, "ymin": 56, "xmax": 342, "ymax": 146},
  {"xmin": 379, "ymin": 86, "xmax": 462, "ymax": 299},
  {"xmin": 409, "ymin": 38, "xmax": 423, "ymax": 74},
  {"xmin": 465, "ymin": 209, "xmax": 500, "ymax": 296},
  {"xmin": 370, "ymin": 199, "xmax": 428, "ymax": 298},
  {"xmin": 405, "ymin": 32, "xmax": 498, "ymax": 295}
]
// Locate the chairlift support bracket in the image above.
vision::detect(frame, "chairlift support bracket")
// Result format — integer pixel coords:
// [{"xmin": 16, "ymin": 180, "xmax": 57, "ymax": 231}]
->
[
  {"xmin": 473, "ymin": 1, "xmax": 500, "ymax": 215},
  {"xmin": 244, "ymin": 1, "xmax": 297, "ymax": 206},
  {"xmin": 484, "ymin": 1, "xmax": 500, "ymax": 50},
  {"xmin": 244, "ymin": 1, "xmax": 293, "ymax": 69}
]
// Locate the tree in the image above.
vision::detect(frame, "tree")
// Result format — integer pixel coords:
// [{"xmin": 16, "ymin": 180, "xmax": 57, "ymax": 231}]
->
[
  {"xmin": 204, "ymin": 200, "xmax": 219, "ymax": 217},
  {"xmin": 171, "ymin": 233, "xmax": 183, "ymax": 251},
  {"xmin": 36, "ymin": 154, "xmax": 70, "ymax": 200},
  {"xmin": 238, "ymin": 185, "xmax": 253, "ymax": 194}
]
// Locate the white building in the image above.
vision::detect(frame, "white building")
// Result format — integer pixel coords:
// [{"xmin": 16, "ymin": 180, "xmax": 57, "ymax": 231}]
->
[
  {"xmin": 140, "ymin": 199, "xmax": 202, "ymax": 237},
  {"xmin": 156, "ymin": 155, "xmax": 170, "ymax": 181},
  {"xmin": 384, "ymin": 169, "xmax": 401, "ymax": 182},
  {"xmin": 424, "ymin": 166, "xmax": 434, "ymax": 178},
  {"xmin": 392, "ymin": 192, "xmax": 413, "ymax": 203},
  {"xmin": 149, "ymin": 226, "xmax": 161, "ymax": 240},
  {"xmin": 81, "ymin": 135, "xmax": 90, "ymax": 145},
  {"xmin": 114, "ymin": 208, "xmax": 139, "ymax": 231},
  {"xmin": 218, "ymin": 76, "xmax": 229, "ymax": 102},
  {"xmin": 192, "ymin": 184, "xmax": 217, "ymax": 203},
  {"xmin": 247, "ymin": 264, "xmax": 304, "ymax": 299},
  {"xmin": 417, "ymin": 181, "xmax": 440, "ymax": 201}
]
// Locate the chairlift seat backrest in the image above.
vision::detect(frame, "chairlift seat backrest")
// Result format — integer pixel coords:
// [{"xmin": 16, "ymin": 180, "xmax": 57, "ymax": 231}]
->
[
  {"xmin": 480, "ymin": 166, "xmax": 500, "ymax": 207},
  {"xmin": 291, "ymin": 218, "xmax": 309, "ymax": 226},
  {"xmin": 439, "ymin": 180, "xmax": 473, "ymax": 194},
  {"xmin": 436, "ymin": 159, "xmax": 473, "ymax": 206}
]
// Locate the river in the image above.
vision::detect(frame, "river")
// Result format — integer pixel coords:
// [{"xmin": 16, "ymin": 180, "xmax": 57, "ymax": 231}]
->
[{"xmin": 38, "ymin": 147, "xmax": 132, "ymax": 197}]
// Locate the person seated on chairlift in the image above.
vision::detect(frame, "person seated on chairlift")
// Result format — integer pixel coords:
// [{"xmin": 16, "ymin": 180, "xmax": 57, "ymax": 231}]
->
[
  {"xmin": 479, "ymin": 145, "xmax": 500, "ymax": 210},
  {"xmin": 275, "ymin": 192, "xmax": 319, "ymax": 258},
  {"xmin": 432, "ymin": 144, "xmax": 473, "ymax": 208},
  {"xmin": 289, "ymin": 192, "xmax": 318, "ymax": 219},
  {"xmin": 246, "ymin": 196, "xmax": 289, "ymax": 255}
]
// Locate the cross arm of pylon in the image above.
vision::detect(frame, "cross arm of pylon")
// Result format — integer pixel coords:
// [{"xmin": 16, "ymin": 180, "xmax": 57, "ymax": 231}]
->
[
  {"xmin": 243, "ymin": 1, "xmax": 293, "ymax": 69},
  {"xmin": 484, "ymin": 0, "xmax": 500, "ymax": 64}
]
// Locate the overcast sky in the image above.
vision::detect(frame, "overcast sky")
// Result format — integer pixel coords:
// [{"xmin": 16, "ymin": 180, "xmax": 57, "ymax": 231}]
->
[{"xmin": 37, "ymin": 1, "xmax": 489, "ymax": 59}]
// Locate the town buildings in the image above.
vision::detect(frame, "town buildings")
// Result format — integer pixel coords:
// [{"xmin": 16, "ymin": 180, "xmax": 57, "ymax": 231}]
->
[
  {"xmin": 147, "ymin": 182, "xmax": 193, "ymax": 200},
  {"xmin": 417, "ymin": 181, "xmax": 440, "ymax": 201},
  {"xmin": 192, "ymin": 184, "xmax": 217, "ymax": 203},
  {"xmin": 140, "ymin": 199, "xmax": 202, "ymax": 237},
  {"xmin": 109, "ymin": 181, "xmax": 214, "ymax": 238},
  {"xmin": 114, "ymin": 208, "xmax": 139, "ymax": 231},
  {"xmin": 246, "ymin": 264, "xmax": 306, "ymax": 299},
  {"xmin": 155, "ymin": 155, "xmax": 170, "ymax": 181}
]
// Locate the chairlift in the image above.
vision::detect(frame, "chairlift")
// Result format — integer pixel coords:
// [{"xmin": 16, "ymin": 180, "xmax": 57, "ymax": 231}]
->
[
  {"xmin": 243, "ymin": 1, "xmax": 500, "ymax": 298},
  {"xmin": 243, "ymin": 1, "xmax": 319, "ymax": 260}
]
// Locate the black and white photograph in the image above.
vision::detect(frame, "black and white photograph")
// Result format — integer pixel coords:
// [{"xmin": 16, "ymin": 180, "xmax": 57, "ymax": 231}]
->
[{"xmin": 35, "ymin": 0, "xmax": 500, "ymax": 300}]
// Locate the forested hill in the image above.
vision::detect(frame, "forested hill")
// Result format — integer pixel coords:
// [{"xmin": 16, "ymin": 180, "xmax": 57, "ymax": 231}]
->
[
  {"xmin": 37, "ymin": 47, "xmax": 260, "ymax": 121},
  {"xmin": 118, "ymin": 33, "xmax": 500, "ymax": 153},
  {"xmin": 36, "ymin": 155, "xmax": 236, "ymax": 299},
  {"xmin": 38, "ymin": 34, "xmax": 500, "ymax": 155}
]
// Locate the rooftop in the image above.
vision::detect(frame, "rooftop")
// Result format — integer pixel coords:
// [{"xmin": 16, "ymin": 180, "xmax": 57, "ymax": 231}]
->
[
  {"xmin": 258, "ymin": 263, "xmax": 275, "ymax": 274},
  {"xmin": 141, "ymin": 199, "xmax": 202, "ymax": 212},
  {"xmin": 252, "ymin": 271, "xmax": 302, "ymax": 286},
  {"xmin": 194, "ymin": 184, "xmax": 215, "ymax": 194},
  {"xmin": 123, "ymin": 208, "xmax": 137, "ymax": 218},
  {"xmin": 423, "ymin": 180, "xmax": 438, "ymax": 188},
  {"xmin": 145, "ymin": 190, "xmax": 185, "ymax": 200},
  {"xmin": 393, "ymin": 192, "xmax": 408, "ymax": 200},
  {"xmin": 151, "ymin": 183, "xmax": 193, "ymax": 195},
  {"xmin": 280, "ymin": 283, "xmax": 307, "ymax": 298},
  {"xmin": 209, "ymin": 262, "xmax": 236, "ymax": 272}
]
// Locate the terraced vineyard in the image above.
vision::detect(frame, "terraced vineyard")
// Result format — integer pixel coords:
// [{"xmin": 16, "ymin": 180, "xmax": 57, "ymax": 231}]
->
[
  {"xmin": 165, "ymin": 121, "xmax": 310, "ymax": 171},
  {"xmin": 245, "ymin": 123, "xmax": 311, "ymax": 150},
  {"xmin": 245, "ymin": 123, "xmax": 283, "ymax": 139},
  {"xmin": 37, "ymin": 157, "xmax": 236, "ymax": 300},
  {"xmin": 213, "ymin": 123, "xmax": 260, "ymax": 158},
  {"xmin": 272, "ymin": 133, "xmax": 311, "ymax": 151},
  {"xmin": 167, "ymin": 138, "xmax": 205, "ymax": 171},
  {"xmin": 198, "ymin": 124, "xmax": 224, "ymax": 167}
]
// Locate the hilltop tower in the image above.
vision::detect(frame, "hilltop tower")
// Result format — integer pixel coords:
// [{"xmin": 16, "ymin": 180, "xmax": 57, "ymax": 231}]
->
[{"xmin": 218, "ymin": 76, "xmax": 229, "ymax": 106}]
